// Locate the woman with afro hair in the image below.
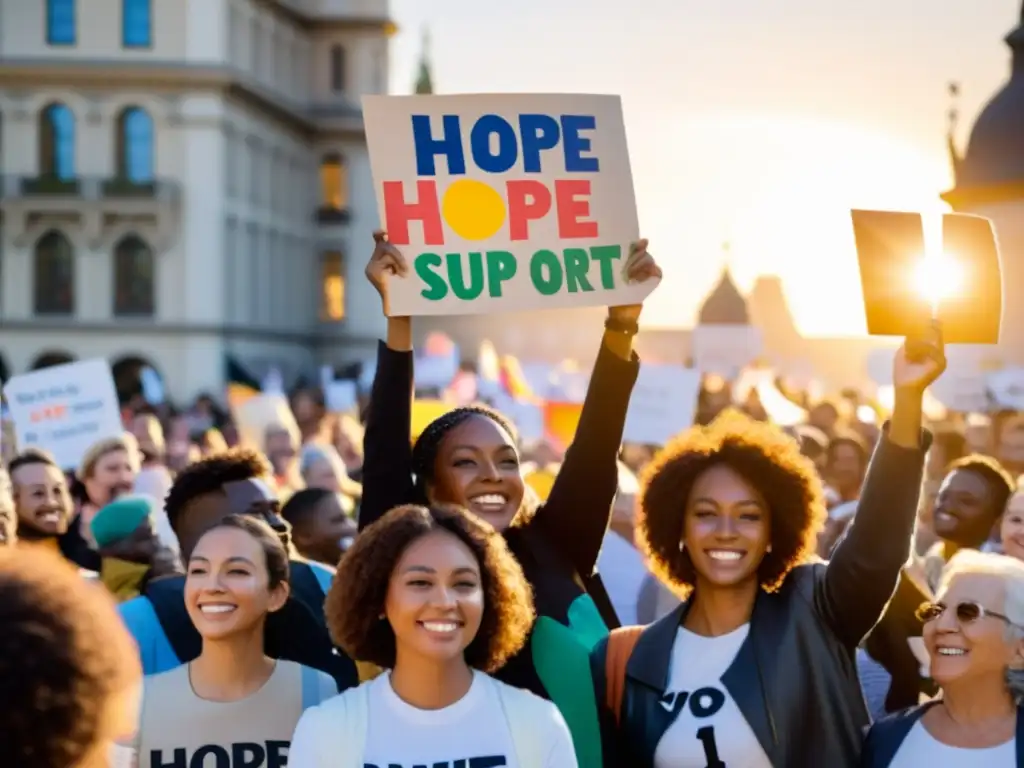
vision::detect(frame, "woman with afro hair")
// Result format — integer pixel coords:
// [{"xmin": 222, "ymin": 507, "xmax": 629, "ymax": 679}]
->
[
  {"xmin": 591, "ymin": 328, "xmax": 947, "ymax": 767},
  {"xmin": 359, "ymin": 230, "xmax": 661, "ymax": 766},
  {"xmin": 289, "ymin": 504, "xmax": 578, "ymax": 767}
]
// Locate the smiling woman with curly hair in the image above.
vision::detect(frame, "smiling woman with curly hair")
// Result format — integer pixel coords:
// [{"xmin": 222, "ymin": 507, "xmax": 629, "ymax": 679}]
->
[
  {"xmin": 591, "ymin": 331, "xmax": 948, "ymax": 768},
  {"xmin": 290, "ymin": 504, "xmax": 579, "ymax": 767}
]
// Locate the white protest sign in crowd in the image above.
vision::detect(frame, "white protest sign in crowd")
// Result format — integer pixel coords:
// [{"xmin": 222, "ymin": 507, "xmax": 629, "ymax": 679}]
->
[
  {"xmin": 623, "ymin": 364, "xmax": 701, "ymax": 445},
  {"xmin": 363, "ymin": 93, "xmax": 658, "ymax": 316},
  {"xmin": 692, "ymin": 324, "xmax": 764, "ymax": 377},
  {"xmin": 2, "ymin": 359, "xmax": 124, "ymax": 470}
]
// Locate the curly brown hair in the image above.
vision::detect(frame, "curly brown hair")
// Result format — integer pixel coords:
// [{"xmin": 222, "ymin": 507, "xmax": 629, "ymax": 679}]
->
[
  {"xmin": 637, "ymin": 410, "xmax": 827, "ymax": 596},
  {"xmin": 326, "ymin": 504, "xmax": 534, "ymax": 672},
  {"xmin": 0, "ymin": 547, "xmax": 140, "ymax": 767}
]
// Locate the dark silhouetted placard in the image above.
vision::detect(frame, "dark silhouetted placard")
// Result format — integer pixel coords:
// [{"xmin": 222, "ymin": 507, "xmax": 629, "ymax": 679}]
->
[
  {"xmin": 851, "ymin": 209, "xmax": 931, "ymax": 338},
  {"xmin": 938, "ymin": 213, "xmax": 1002, "ymax": 344},
  {"xmin": 851, "ymin": 210, "xmax": 1003, "ymax": 344}
]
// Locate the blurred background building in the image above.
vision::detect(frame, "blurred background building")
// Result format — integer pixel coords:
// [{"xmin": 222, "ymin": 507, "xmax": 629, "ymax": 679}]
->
[
  {"xmin": 942, "ymin": 9, "xmax": 1024, "ymax": 363},
  {"xmin": 0, "ymin": 0, "xmax": 394, "ymax": 401}
]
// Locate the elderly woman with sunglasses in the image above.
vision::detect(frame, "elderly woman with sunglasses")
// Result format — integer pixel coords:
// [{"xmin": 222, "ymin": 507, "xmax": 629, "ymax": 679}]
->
[{"xmin": 860, "ymin": 549, "xmax": 1024, "ymax": 767}]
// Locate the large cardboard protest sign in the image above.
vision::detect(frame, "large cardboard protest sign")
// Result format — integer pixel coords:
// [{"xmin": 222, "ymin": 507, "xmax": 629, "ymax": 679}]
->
[
  {"xmin": 851, "ymin": 210, "xmax": 1003, "ymax": 344},
  {"xmin": 3, "ymin": 359, "xmax": 123, "ymax": 470},
  {"xmin": 363, "ymin": 94, "xmax": 656, "ymax": 316}
]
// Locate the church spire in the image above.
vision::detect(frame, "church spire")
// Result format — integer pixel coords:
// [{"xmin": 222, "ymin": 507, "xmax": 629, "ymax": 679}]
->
[
  {"xmin": 946, "ymin": 81, "xmax": 962, "ymax": 182},
  {"xmin": 414, "ymin": 28, "xmax": 434, "ymax": 95}
]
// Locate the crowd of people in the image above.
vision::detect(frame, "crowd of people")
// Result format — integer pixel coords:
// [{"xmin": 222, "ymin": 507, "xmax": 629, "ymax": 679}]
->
[{"xmin": 1, "ymin": 231, "xmax": 1022, "ymax": 767}]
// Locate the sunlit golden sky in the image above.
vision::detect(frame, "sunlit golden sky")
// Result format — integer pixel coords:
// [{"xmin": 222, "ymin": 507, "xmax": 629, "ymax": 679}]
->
[{"xmin": 387, "ymin": 0, "xmax": 1021, "ymax": 336}]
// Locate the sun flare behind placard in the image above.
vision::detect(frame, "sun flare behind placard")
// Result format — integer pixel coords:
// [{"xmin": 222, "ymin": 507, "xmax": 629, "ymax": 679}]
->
[{"xmin": 911, "ymin": 252, "xmax": 964, "ymax": 314}]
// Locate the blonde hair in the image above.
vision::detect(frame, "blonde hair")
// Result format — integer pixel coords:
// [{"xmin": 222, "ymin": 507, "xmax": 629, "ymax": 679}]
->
[{"xmin": 77, "ymin": 434, "xmax": 140, "ymax": 480}]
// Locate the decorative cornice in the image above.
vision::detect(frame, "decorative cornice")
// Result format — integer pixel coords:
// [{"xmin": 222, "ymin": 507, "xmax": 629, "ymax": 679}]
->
[
  {"xmin": 252, "ymin": 0, "xmax": 398, "ymax": 35},
  {"xmin": 0, "ymin": 59, "xmax": 370, "ymax": 139}
]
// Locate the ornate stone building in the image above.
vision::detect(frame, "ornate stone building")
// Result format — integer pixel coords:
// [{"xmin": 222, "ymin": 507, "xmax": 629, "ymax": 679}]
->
[{"xmin": 0, "ymin": 0, "xmax": 394, "ymax": 401}]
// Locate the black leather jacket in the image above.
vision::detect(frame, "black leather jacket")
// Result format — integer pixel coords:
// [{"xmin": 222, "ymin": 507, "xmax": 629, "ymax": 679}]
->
[{"xmin": 591, "ymin": 429, "xmax": 929, "ymax": 767}]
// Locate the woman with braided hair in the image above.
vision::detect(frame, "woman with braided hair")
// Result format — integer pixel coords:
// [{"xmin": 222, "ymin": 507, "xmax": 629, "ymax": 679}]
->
[{"xmin": 360, "ymin": 230, "xmax": 661, "ymax": 766}]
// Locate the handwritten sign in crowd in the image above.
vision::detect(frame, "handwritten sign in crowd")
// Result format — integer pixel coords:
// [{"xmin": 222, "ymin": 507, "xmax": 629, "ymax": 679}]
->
[
  {"xmin": 363, "ymin": 93, "xmax": 656, "ymax": 316},
  {"xmin": 3, "ymin": 359, "xmax": 123, "ymax": 469}
]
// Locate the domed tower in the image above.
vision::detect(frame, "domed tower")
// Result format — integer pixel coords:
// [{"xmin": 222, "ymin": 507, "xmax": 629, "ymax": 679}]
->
[
  {"xmin": 942, "ymin": 4, "xmax": 1024, "ymax": 362},
  {"xmin": 698, "ymin": 268, "xmax": 750, "ymax": 325},
  {"xmin": 692, "ymin": 245, "xmax": 762, "ymax": 376}
]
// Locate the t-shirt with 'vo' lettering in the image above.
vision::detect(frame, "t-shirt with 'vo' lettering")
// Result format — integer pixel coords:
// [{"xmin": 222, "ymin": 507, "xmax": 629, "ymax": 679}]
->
[
  {"xmin": 654, "ymin": 624, "xmax": 772, "ymax": 768},
  {"xmin": 135, "ymin": 659, "xmax": 336, "ymax": 768}
]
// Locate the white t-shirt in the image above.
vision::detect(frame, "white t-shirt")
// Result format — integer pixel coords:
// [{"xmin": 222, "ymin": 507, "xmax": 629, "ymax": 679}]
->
[
  {"xmin": 654, "ymin": 624, "xmax": 773, "ymax": 768},
  {"xmin": 360, "ymin": 670, "xmax": 576, "ymax": 768},
  {"xmin": 889, "ymin": 721, "xmax": 1015, "ymax": 768}
]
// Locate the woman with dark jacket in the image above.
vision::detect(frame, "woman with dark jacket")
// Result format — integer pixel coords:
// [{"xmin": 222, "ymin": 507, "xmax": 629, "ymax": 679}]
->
[
  {"xmin": 861, "ymin": 550, "xmax": 1024, "ymax": 767},
  {"xmin": 359, "ymin": 230, "xmax": 661, "ymax": 767},
  {"xmin": 591, "ymin": 329, "xmax": 945, "ymax": 767}
]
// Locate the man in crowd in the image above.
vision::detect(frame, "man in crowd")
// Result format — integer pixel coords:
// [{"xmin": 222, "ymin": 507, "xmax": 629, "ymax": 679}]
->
[
  {"xmin": 8, "ymin": 449, "xmax": 74, "ymax": 554},
  {"xmin": 825, "ymin": 431, "xmax": 869, "ymax": 503},
  {"xmin": 118, "ymin": 447, "xmax": 358, "ymax": 691},
  {"xmin": 280, "ymin": 487, "xmax": 357, "ymax": 567},
  {"xmin": 0, "ymin": 468, "xmax": 14, "ymax": 546},
  {"xmin": 923, "ymin": 453, "xmax": 1015, "ymax": 588}
]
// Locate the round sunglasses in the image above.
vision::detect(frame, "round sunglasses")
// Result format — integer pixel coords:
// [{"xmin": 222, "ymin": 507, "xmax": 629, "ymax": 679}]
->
[{"xmin": 915, "ymin": 600, "xmax": 1012, "ymax": 625}]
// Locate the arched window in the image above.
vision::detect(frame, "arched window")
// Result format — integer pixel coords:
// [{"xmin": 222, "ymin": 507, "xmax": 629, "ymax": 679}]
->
[
  {"xmin": 319, "ymin": 153, "xmax": 347, "ymax": 209},
  {"xmin": 122, "ymin": 0, "xmax": 152, "ymax": 48},
  {"xmin": 31, "ymin": 351, "xmax": 76, "ymax": 370},
  {"xmin": 111, "ymin": 355, "xmax": 159, "ymax": 403},
  {"xmin": 113, "ymin": 235, "xmax": 155, "ymax": 316},
  {"xmin": 33, "ymin": 230, "xmax": 75, "ymax": 316},
  {"xmin": 115, "ymin": 107, "xmax": 154, "ymax": 182},
  {"xmin": 38, "ymin": 103, "xmax": 75, "ymax": 179}
]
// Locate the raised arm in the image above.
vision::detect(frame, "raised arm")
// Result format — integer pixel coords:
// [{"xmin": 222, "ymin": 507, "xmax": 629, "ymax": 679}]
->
[
  {"xmin": 358, "ymin": 233, "xmax": 417, "ymax": 530},
  {"xmin": 533, "ymin": 241, "xmax": 659, "ymax": 577},
  {"xmin": 816, "ymin": 327, "xmax": 945, "ymax": 648}
]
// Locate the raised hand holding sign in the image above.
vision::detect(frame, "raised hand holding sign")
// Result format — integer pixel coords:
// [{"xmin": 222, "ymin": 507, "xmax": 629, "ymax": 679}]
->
[
  {"xmin": 363, "ymin": 93, "xmax": 660, "ymax": 316},
  {"xmin": 851, "ymin": 209, "xmax": 1003, "ymax": 344}
]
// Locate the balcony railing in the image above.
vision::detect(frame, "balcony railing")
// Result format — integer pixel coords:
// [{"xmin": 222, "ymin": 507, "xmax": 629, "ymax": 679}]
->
[
  {"xmin": 316, "ymin": 205, "xmax": 351, "ymax": 224},
  {"xmin": 21, "ymin": 175, "xmax": 80, "ymax": 196},
  {"xmin": 2, "ymin": 175, "xmax": 179, "ymax": 202},
  {"xmin": 101, "ymin": 178, "xmax": 159, "ymax": 198}
]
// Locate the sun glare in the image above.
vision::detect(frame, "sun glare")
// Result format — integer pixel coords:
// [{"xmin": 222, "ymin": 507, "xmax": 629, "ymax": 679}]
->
[{"xmin": 912, "ymin": 252, "xmax": 963, "ymax": 311}]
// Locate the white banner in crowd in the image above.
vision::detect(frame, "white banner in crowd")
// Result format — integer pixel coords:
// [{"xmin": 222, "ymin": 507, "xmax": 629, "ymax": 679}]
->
[
  {"xmin": 3, "ymin": 359, "xmax": 123, "ymax": 470},
  {"xmin": 363, "ymin": 93, "xmax": 658, "ymax": 316},
  {"xmin": 692, "ymin": 324, "xmax": 763, "ymax": 377},
  {"xmin": 987, "ymin": 367, "xmax": 1024, "ymax": 411},
  {"xmin": 867, "ymin": 344, "xmax": 1009, "ymax": 413},
  {"xmin": 623, "ymin": 364, "xmax": 701, "ymax": 445}
]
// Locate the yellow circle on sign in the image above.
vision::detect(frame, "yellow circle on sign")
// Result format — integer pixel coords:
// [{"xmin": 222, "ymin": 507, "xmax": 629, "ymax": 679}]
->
[{"xmin": 442, "ymin": 179, "xmax": 506, "ymax": 241}]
